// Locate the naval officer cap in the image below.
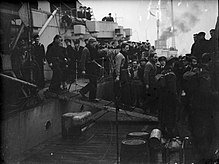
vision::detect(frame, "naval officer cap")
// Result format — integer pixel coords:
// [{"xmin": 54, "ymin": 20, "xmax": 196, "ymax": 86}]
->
[
  {"xmin": 88, "ymin": 37, "xmax": 97, "ymax": 44},
  {"xmin": 158, "ymin": 56, "xmax": 167, "ymax": 62}
]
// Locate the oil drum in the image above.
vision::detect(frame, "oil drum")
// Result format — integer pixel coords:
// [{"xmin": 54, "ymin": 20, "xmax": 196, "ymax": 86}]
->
[
  {"xmin": 120, "ymin": 139, "xmax": 149, "ymax": 164},
  {"xmin": 126, "ymin": 132, "xmax": 149, "ymax": 141},
  {"xmin": 148, "ymin": 129, "xmax": 163, "ymax": 163},
  {"xmin": 149, "ymin": 129, "xmax": 162, "ymax": 149}
]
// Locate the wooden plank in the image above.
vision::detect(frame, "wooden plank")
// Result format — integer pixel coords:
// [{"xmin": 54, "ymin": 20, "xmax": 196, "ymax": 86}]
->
[
  {"xmin": 53, "ymin": 90, "xmax": 157, "ymax": 121},
  {"xmin": 106, "ymin": 106, "xmax": 158, "ymax": 122},
  {"xmin": 70, "ymin": 97, "xmax": 158, "ymax": 122},
  {"xmin": 56, "ymin": 91, "xmax": 158, "ymax": 122}
]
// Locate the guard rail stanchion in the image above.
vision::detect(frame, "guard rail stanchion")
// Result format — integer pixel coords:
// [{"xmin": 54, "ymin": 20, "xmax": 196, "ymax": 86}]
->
[
  {"xmin": 75, "ymin": 59, "xmax": 78, "ymax": 91},
  {"xmin": 102, "ymin": 57, "xmax": 105, "ymax": 79}
]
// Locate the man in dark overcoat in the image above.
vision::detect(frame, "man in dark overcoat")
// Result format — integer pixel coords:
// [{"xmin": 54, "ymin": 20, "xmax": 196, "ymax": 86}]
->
[
  {"xmin": 143, "ymin": 52, "xmax": 157, "ymax": 114},
  {"xmin": 79, "ymin": 37, "xmax": 99, "ymax": 102},
  {"xmin": 46, "ymin": 35, "xmax": 66, "ymax": 94},
  {"xmin": 32, "ymin": 34, "xmax": 46, "ymax": 88}
]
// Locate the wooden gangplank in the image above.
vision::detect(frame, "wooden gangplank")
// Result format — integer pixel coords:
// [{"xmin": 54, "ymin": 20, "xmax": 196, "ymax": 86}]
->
[{"xmin": 57, "ymin": 91, "xmax": 158, "ymax": 122}]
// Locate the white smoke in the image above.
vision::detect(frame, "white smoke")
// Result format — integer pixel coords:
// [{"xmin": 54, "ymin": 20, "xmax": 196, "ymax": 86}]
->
[{"xmin": 160, "ymin": 2, "xmax": 203, "ymax": 40}]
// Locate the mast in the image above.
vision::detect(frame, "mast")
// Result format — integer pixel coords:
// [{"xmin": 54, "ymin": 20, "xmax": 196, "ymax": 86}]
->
[
  {"xmin": 157, "ymin": 14, "xmax": 159, "ymax": 41},
  {"xmin": 156, "ymin": 3, "xmax": 160, "ymax": 48},
  {"xmin": 156, "ymin": 0, "xmax": 163, "ymax": 48},
  {"xmin": 171, "ymin": 0, "xmax": 176, "ymax": 49},
  {"xmin": 27, "ymin": 2, "xmax": 34, "ymax": 82}
]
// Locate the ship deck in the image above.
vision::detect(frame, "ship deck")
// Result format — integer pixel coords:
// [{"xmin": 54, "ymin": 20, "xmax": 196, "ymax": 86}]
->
[
  {"xmin": 20, "ymin": 111, "xmax": 161, "ymax": 164},
  {"xmin": 3, "ymin": 78, "xmax": 219, "ymax": 163},
  {"xmin": 19, "ymin": 111, "xmax": 219, "ymax": 164}
]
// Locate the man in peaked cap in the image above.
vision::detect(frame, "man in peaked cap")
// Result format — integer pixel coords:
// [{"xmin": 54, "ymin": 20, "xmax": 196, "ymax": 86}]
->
[
  {"xmin": 157, "ymin": 55, "xmax": 178, "ymax": 138},
  {"xmin": 46, "ymin": 34, "xmax": 66, "ymax": 94},
  {"xmin": 157, "ymin": 56, "xmax": 167, "ymax": 74},
  {"xmin": 102, "ymin": 13, "xmax": 114, "ymax": 22},
  {"xmin": 79, "ymin": 37, "xmax": 99, "ymax": 102},
  {"xmin": 193, "ymin": 31, "xmax": 210, "ymax": 62},
  {"xmin": 32, "ymin": 34, "xmax": 46, "ymax": 88},
  {"xmin": 143, "ymin": 51, "xmax": 158, "ymax": 114},
  {"xmin": 106, "ymin": 13, "xmax": 114, "ymax": 22}
]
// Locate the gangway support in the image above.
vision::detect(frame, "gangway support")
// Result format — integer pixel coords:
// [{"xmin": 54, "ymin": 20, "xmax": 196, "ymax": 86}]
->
[{"xmin": 38, "ymin": 8, "xmax": 59, "ymax": 37}]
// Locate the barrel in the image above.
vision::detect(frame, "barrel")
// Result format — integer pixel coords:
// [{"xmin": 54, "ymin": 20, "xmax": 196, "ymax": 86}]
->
[
  {"xmin": 120, "ymin": 139, "xmax": 149, "ymax": 164},
  {"xmin": 149, "ymin": 129, "xmax": 162, "ymax": 149},
  {"xmin": 126, "ymin": 132, "xmax": 149, "ymax": 141},
  {"xmin": 148, "ymin": 129, "xmax": 163, "ymax": 163}
]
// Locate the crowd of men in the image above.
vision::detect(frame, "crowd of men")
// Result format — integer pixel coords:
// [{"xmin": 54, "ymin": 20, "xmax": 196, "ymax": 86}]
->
[
  {"xmin": 112, "ymin": 29, "xmax": 218, "ymax": 161},
  {"xmin": 10, "ymin": 27, "xmax": 218, "ymax": 161}
]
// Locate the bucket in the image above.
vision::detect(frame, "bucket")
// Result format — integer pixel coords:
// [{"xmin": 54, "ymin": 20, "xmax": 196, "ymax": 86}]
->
[
  {"xmin": 120, "ymin": 139, "xmax": 149, "ymax": 164},
  {"xmin": 126, "ymin": 132, "xmax": 149, "ymax": 141}
]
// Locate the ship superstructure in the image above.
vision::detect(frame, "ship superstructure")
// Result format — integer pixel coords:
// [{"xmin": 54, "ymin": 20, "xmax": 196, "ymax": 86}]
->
[{"xmin": 0, "ymin": 0, "xmax": 132, "ymax": 80}]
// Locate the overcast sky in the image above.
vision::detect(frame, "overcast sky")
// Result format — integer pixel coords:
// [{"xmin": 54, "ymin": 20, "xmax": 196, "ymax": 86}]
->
[{"xmin": 80, "ymin": 0, "xmax": 218, "ymax": 55}]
